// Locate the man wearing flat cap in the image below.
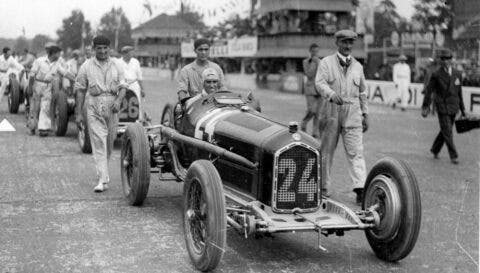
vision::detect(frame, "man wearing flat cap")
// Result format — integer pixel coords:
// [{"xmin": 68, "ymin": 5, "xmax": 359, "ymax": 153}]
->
[
  {"xmin": 62, "ymin": 49, "xmax": 81, "ymax": 91},
  {"xmin": 422, "ymin": 49, "xmax": 466, "ymax": 164},
  {"xmin": 119, "ymin": 45, "xmax": 146, "ymax": 121},
  {"xmin": 315, "ymin": 29, "xmax": 368, "ymax": 204},
  {"xmin": 177, "ymin": 38, "xmax": 225, "ymax": 104},
  {"xmin": 74, "ymin": 35, "xmax": 127, "ymax": 192},
  {"xmin": 27, "ymin": 42, "xmax": 72, "ymax": 136},
  {"xmin": 392, "ymin": 54, "xmax": 411, "ymax": 111}
]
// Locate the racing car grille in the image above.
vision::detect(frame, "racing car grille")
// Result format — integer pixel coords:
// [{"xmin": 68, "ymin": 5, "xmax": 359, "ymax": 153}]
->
[{"xmin": 273, "ymin": 144, "xmax": 320, "ymax": 212}]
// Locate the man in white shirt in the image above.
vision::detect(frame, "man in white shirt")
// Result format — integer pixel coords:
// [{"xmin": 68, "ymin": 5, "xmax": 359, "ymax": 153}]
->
[
  {"xmin": 119, "ymin": 45, "xmax": 145, "ymax": 121},
  {"xmin": 63, "ymin": 49, "xmax": 80, "ymax": 91},
  {"xmin": 392, "ymin": 54, "xmax": 411, "ymax": 111},
  {"xmin": 0, "ymin": 47, "xmax": 24, "ymax": 105},
  {"xmin": 27, "ymin": 43, "xmax": 72, "ymax": 136}
]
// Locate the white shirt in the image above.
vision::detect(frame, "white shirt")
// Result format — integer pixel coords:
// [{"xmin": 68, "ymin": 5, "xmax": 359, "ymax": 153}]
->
[
  {"xmin": 29, "ymin": 56, "xmax": 67, "ymax": 82},
  {"xmin": 0, "ymin": 54, "xmax": 24, "ymax": 73},
  {"xmin": 393, "ymin": 62, "xmax": 411, "ymax": 84},
  {"xmin": 336, "ymin": 52, "xmax": 351, "ymax": 64},
  {"xmin": 119, "ymin": 57, "xmax": 142, "ymax": 83}
]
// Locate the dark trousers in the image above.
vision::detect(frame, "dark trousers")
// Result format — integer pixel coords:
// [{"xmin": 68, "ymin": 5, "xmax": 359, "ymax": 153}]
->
[{"xmin": 431, "ymin": 113, "xmax": 458, "ymax": 159}]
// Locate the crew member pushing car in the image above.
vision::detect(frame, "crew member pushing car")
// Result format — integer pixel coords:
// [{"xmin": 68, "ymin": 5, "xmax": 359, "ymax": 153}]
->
[
  {"xmin": 27, "ymin": 43, "xmax": 71, "ymax": 136},
  {"xmin": 177, "ymin": 38, "xmax": 225, "ymax": 104},
  {"xmin": 119, "ymin": 45, "xmax": 147, "ymax": 121},
  {"xmin": 74, "ymin": 35, "xmax": 127, "ymax": 192},
  {"xmin": 315, "ymin": 29, "xmax": 369, "ymax": 204}
]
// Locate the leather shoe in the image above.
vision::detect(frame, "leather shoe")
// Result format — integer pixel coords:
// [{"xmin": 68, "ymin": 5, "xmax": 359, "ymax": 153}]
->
[
  {"xmin": 451, "ymin": 158, "xmax": 459, "ymax": 164},
  {"xmin": 94, "ymin": 182, "xmax": 107, "ymax": 192},
  {"xmin": 431, "ymin": 150, "xmax": 439, "ymax": 159},
  {"xmin": 353, "ymin": 188, "xmax": 364, "ymax": 206}
]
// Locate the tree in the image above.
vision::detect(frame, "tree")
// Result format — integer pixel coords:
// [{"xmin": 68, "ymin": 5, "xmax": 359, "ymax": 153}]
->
[
  {"xmin": 177, "ymin": 3, "xmax": 206, "ymax": 32},
  {"xmin": 372, "ymin": 0, "xmax": 401, "ymax": 46},
  {"xmin": 14, "ymin": 36, "xmax": 29, "ymax": 53},
  {"xmin": 96, "ymin": 7, "xmax": 134, "ymax": 51},
  {"xmin": 412, "ymin": 0, "xmax": 454, "ymax": 46},
  {"xmin": 31, "ymin": 34, "xmax": 51, "ymax": 55},
  {"xmin": 57, "ymin": 10, "xmax": 93, "ymax": 51}
]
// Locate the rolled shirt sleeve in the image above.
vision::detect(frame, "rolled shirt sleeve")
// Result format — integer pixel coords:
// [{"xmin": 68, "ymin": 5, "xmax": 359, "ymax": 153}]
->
[
  {"xmin": 359, "ymin": 68, "xmax": 368, "ymax": 115},
  {"xmin": 74, "ymin": 62, "xmax": 88, "ymax": 92},
  {"xmin": 315, "ymin": 59, "xmax": 335, "ymax": 100}
]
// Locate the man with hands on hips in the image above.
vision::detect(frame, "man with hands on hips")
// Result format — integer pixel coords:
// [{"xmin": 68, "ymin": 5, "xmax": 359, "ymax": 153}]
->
[
  {"xmin": 315, "ymin": 29, "xmax": 369, "ymax": 205},
  {"xmin": 74, "ymin": 35, "xmax": 127, "ymax": 192}
]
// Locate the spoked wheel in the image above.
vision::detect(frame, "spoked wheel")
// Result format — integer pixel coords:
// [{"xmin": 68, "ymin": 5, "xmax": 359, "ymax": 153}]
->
[
  {"xmin": 161, "ymin": 103, "xmax": 175, "ymax": 129},
  {"xmin": 121, "ymin": 123, "xmax": 150, "ymax": 206},
  {"xmin": 77, "ymin": 106, "xmax": 92, "ymax": 153},
  {"xmin": 363, "ymin": 157, "xmax": 421, "ymax": 262},
  {"xmin": 183, "ymin": 160, "xmax": 226, "ymax": 272},
  {"xmin": 7, "ymin": 77, "xmax": 20, "ymax": 113}
]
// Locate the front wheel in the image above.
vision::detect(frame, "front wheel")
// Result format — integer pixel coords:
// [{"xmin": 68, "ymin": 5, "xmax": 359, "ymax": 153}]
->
[
  {"xmin": 183, "ymin": 160, "xmax": 226, "ymax": 272},
  {"xmin": 364, "ymin": 157, "xmax": 422, "ymax": 262},
  {"xmin": 121, "ymin": 123, "xmax": 150, "ymax": 206},
  {"xmin": 52, "ymin": 91, "xmax": 69, "ymax": 136}
]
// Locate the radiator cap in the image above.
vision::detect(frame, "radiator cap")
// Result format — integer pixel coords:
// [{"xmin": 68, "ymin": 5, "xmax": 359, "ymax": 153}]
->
[{"xmin": 289, "ymin": 121, "xmax": 299, "ymax": 133}]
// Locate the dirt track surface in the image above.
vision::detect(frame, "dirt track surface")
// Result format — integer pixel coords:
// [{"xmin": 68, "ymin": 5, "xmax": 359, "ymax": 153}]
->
[{"xmin": 0, "ymin": 69, "xmax": 478, "ymax": 273}]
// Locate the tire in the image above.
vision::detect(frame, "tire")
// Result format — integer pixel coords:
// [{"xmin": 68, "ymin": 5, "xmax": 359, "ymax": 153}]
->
[
  {"xmin": 183, "ymin": 160, "xmax": 226, "ymax": 272},
  {"xmin": 77, "ymin": 106, "xmax": 92, "ymax": 154},
  {"xmin": 363, "ymin": 157, "xmax": 422, "ymax": 262},
  {"xmin": 161, "ymin": 103, "xmax": 175, "ymax": 129},
  {"xmin": 52, "ymin": 91, "xmax": 69, "ymax": 136},
  {"xmin": 121, "ymin": 123, "xmax": 150, "ymax": 206},
  {"xmin": 7, "ymin": 77, "xmax": 21, "ymax": 114}
]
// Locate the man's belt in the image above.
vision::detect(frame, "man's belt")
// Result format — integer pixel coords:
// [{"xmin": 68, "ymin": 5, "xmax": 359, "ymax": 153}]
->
[{"xmin": 126, "ymin": 79, "xmax": 138, "ymax": 85}]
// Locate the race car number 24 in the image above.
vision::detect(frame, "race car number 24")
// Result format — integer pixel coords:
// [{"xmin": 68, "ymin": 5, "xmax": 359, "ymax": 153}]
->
[{"xmin": 277, "ymin": 158, "xmax": 316, "ymax": 202}]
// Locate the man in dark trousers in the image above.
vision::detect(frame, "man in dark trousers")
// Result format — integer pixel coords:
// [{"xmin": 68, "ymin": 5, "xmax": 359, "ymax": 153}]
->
[
  {"xmin": 301, "ymin": 43, "xmax": 322, "ymax": 137},
  {"xmin": 422, "ymin": 49, "xmax": 466, "ymax": 164}
]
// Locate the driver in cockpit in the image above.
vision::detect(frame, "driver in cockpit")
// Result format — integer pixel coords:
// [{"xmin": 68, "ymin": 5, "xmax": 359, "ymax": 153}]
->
[{"xmin": 184, "ymin": 67, "xmax": 220, "ymax": 109}]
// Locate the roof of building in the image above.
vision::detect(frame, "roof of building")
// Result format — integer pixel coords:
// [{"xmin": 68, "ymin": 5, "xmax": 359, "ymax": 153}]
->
[
  {"xmin": 132, "ymin": 14, "xmax": 195, "ymax": 38},
  {"xmin": 258, "ymin": 0, "xmax": 354, "ymax": 14}
]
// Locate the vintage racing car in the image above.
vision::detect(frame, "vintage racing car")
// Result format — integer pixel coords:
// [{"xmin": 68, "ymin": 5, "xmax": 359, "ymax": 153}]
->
[{"xmin": 120, "ymin": 90, "xmax": 422, "ymax": 272}]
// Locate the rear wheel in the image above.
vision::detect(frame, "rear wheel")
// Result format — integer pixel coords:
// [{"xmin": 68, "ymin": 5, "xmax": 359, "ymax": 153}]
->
[
  {"xmin": 52, "ymin": 91, "xmax": 69, "ymax": 136},
  {"xmin": 121, "ymin": 123, "xmax": 150, "ymax": 206},
  {"xmin": 77, "ymin": 106, "xmax": 92, "ymax": 153},
  {"xmin": 7, "ymin": 77, "xmax": 21, "ymax": 114},
  {"xmin": 183, "ymin": 160, "xmax": 226, "ymax": 272},
  {"xmin": 364, "ymin": 157, "xmax": 421, "ymax": 262}
]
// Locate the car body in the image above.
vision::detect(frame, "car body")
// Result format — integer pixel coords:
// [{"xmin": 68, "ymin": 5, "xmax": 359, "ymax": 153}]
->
[{"xmin": 120, "ymin": 90, "xmax": 422, "ymax": 272}]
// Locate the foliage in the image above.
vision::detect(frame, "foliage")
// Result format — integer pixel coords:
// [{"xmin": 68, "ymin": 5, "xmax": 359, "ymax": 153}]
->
[
  {"xmin": 96, "ymin": 7, "xmax": 134, "ymax": 51},
  {"xmin": 372, "ymin": 0, "xmax": 402, "ymax": 46},
  {"xmin": 56, "ymin": 10, "xmax": 93, "ymax": 51},
  {"xmin": 31, "ymin": 34, "xmax": 51, "ymax": 55},
  {"xmin": 411, "ymin": 0, "xmax": 453, "ymax": 31},
  {"xmin": 14, "ymin": 36, "xmax": 29, "ymax": 53}
]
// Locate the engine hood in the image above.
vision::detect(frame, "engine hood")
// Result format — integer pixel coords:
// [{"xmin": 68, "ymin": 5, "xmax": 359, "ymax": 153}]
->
[{"xmin": 199, "ymin": 109, "xmax": 321, "ymax": 154}]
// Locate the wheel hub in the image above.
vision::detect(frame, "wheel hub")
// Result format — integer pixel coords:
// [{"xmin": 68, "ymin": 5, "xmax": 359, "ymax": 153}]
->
[{"xmin": 364, "ymin": 174, "xmax": 401, "ymax": 241}]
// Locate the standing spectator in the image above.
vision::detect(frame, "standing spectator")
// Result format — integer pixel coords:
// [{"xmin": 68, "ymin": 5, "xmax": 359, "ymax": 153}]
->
[
  {"xmin": 421, "ymin": 49, "xmax": 465, "ymax": 165},
  {"xmin": 74, "ymin": 35, "xmax": 127, "ymax": 192},
  {"xmin": 168, "ymin": 54, "xmax": 178, "ymax": 81},
  {"xmin": 392, "ymin": 54, "xmax": 411, "ymax": 111},
  {"xmin": 315, "ymin": 30, "xmax": 369, "ymax": 204},
  {"xmin": 0, "ymin": 47, "xmax": 24, "ymax": 105},
  {"xmin": 177, "ymin": 38, "xmax": 225, "ymax": 104},
  {"xmin": 300, "ymin": 43, "xmax": 322, "ymax": 137}
]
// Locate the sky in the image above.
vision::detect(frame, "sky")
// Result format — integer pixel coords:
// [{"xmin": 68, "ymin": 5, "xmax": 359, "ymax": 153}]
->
[{"xmin": 0, "ymin": 0, "xmax": 414, "ymax": 39}]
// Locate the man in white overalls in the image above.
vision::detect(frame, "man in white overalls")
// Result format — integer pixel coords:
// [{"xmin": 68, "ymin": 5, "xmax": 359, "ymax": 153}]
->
[
  {"xmin": 119, "ymin": 46, "xmax": 146, "ymax": 121},
  {"xmin": 392, "ymin": 54, "xmax": 411, "ymax": 111}
]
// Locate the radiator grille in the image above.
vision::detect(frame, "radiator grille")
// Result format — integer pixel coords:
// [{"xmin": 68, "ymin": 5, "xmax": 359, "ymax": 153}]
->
[{"xmin": 273, "ymin": 144, "xmax": 320, "ymax": 212}]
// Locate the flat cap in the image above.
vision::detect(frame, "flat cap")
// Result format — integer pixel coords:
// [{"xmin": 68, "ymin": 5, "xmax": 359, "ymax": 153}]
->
[
  {"xmin": 398, "ymin": 54, "xmax": 407, "ymax": 61},
  {"xmin": 437, "ymin": 48, "xmax": 453, "ymax": 59},
  {"xmin": 44, "ymin": 42, "xmax": 61, "ymax": 50},
  {"xmin": 93, "ymin": 35, "xmax": 111, "ymax": 47},
  {"xmin": 71, "ymin": 49, "xmax": 80, "ymax": 56},
  {"xmin": 334, "ymin": 29, "xmax": 358, "ymax": 41},
  {"xmin": 202, "ymin": 68, "xmax": 219, "ymax": 81},
  {"xmin": 121, "ymin": 45, "xmax": 134, "ymax": 53}
]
